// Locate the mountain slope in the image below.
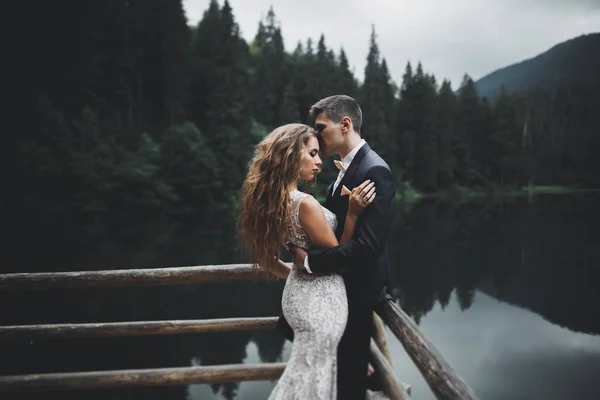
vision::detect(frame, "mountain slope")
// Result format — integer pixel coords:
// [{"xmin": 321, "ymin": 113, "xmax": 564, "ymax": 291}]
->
[{"xmin": 474, "ymin": 33, "xmax": 600, "ymax": 97}]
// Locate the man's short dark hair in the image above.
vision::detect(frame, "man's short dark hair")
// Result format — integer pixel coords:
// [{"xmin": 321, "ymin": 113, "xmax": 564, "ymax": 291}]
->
[{"xmin": 309, "ymin": 95, "xmax": 363, "ymax": 134}]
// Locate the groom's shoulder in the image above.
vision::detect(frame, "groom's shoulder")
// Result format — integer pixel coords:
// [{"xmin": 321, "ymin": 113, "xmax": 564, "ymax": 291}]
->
[
  {"xmin": 365, "ymin": 147, "xmax": 392, "ymax": 172},
  {"xmin": 362, "ymin": 147, "xmax": 395, "ymax": 184}
]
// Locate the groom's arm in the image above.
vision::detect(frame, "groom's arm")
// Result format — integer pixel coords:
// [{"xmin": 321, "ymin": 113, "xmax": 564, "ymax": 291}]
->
[{"xmin": 306, "ymin": 164, "xmax": 395, "ymax": 274}]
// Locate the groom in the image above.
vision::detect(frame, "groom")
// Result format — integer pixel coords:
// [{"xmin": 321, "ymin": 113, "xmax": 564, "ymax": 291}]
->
[{"xmin": 281, "ymin": 94, "xmax": 396, "ymax": 399}]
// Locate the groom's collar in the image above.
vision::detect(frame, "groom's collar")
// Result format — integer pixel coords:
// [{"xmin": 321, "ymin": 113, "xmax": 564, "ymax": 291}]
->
[
  {"xmin": 343, "ymin": 140, "xmax": 370, "ymax": 177},
  {"xmin": 339, "ymin": 139, "xmax": 366, "ymax": 171},
  {"xmin": 328, "ymin": 141, "xmax": 371, "ymax": 199}
]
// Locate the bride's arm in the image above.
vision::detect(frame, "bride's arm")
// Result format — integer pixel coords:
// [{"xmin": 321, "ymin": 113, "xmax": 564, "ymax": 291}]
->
[
  {"xmin": 270, "ymin": 259, "xmax": 292, "ymax": 279},
  {"xmin": 340, "ymin": 181, "xmax": 376, "ymax": 245},
  {"xmin": 298, "ymin": 181, "xmax": 376, "ymax": 249}
]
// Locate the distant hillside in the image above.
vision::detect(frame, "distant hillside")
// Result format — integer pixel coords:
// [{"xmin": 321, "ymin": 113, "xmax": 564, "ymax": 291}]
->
[{"xmin": 474, "ymin": 33, "xmax": 600, "ymax": 97}]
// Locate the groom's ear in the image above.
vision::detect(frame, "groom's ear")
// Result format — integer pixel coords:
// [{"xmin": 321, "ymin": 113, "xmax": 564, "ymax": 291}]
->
[{"xmin": 341, "ymin": 116, "xmax": 351, "ymax": 133}]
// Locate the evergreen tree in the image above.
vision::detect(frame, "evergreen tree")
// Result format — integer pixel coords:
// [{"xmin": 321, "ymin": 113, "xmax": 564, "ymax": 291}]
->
[
  {"xmin": 360, "ymin": 26, "xmax": 395, "ymax": 165},
  {"xmin": 414, "ymin": 72, "xmax": 440, "ymax": 192},
  {"xmin": 489, "ymin": 87, "xmax": 518, "ymax": 185},
  {"xmin": 251, "ymin": 7, "xmax": 288, "ymax": 128},
  {"xmin": 188, "ymin": 0, "xmax": 222, "ymax": 131},
  {"xmin": 437, "ymin": 80, "xmax": 458, "ymax": 188},
  {"xmin": 188, "ymin": 0, "xmax": 253, "ymax": 201},
  {"xmin": 395, "ymin": 62, "xmax": 416, "ymax": 182},
  {"xmin": 16, "ymin": 0, "xmax": 600, "ymax": 233},
  {"xmin": 380, "ymin": 58, "xmax": 397, "ymax": 151},
  {"xmin": 455, "ymin": 75, "xmax": 480, "ymax": 183},
  {"xmin": 313, "ymin": 34, "xmax": 338, "ymax": 100},
  {"xmin": 289, "ymin": 42, "xmax": 312, "ymax": 122},
  {"xmin": 337, "ymin": 48, "xmax": 358, "ymax": 97}
]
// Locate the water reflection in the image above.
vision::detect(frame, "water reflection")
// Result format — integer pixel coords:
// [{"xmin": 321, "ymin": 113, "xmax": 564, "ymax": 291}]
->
[
  {"xmin": 392, "ymin": 194, "xmax": 600, "ymax": 333},
  {"xmin": 1, "ymin": 194, "xmax": 599, "ymax": 399},
  {"xmin": 188, "ymin": 340, "xmax": 280, "ymax": 400},
  {"xmin": 389, "ymin": 290, "xmax": 600, "ymax": 400}
]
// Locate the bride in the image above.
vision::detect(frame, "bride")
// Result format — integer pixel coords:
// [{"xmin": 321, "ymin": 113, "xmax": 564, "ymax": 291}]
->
[{"xmin": 238, "ymin": 123, "xmax": 375, "ymax": 399}]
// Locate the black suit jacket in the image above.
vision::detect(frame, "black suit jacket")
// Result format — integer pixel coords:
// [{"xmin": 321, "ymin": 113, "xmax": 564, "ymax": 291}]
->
[{"xmin": 308, "ymin": 142, "xmax": 396, "ymax": 308}]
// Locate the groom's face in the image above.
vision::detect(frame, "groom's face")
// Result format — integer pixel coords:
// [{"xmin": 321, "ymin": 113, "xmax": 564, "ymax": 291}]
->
[{"xmin": 314, "ymin": 112, "xmax": 342, "ymax": 157}]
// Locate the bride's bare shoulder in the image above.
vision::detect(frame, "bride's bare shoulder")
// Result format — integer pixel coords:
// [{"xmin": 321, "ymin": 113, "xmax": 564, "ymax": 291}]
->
[{"xmin": 297, "ymin": 194, "xmax": 326, "ymax": 221}]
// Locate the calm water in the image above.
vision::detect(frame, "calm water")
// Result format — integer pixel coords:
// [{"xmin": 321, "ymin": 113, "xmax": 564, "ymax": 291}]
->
[{"xmin": 1, "ymin": 193, "xmax": 599, "ymax": 400}]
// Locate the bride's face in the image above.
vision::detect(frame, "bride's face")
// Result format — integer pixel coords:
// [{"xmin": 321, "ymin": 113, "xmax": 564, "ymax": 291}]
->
[{"xmin": 298, "ymin": 136, "xmax": 322, "ymax": 181}]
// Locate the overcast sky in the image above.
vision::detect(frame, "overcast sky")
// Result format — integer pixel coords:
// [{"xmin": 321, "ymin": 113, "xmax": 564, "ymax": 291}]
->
[{"xmin": 183, "ymin": 0, "xmax": 600, "ymax": 88}]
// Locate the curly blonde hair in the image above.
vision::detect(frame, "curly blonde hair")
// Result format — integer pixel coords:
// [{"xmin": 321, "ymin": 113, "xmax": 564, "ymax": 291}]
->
[{"xmin": 238, "ymin": 123, "xmax": 317, "ymax": 274}]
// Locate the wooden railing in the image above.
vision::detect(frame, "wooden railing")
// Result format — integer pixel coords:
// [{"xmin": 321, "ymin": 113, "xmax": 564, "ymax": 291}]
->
[
  {"xmin": 0, "ymin": 363, "xmax": 287, "ymax": 392},
  {"xmin": 0, "ymin": 264, "xmax": 269, "ymax": 290},
  {"xmin": 377, "ymin": 301, "xmax": 478, "ymax": 400},
  {"xmin": 0, "ymin": 264, "xmax": 479, "ymax": 399},
  {"xmin": 0, "ymin": 317, "xmax": 279, "ymax": 340}
]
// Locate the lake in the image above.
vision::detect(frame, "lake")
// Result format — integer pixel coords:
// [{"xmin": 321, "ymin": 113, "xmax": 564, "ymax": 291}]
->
[{"xmin": 1, "ymin": 193, "xmax": 599, "ymax": 400}]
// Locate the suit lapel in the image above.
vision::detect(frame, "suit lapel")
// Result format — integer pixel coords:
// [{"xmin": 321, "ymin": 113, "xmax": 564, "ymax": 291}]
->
[
  {"xmin": 325, "ymin": 181, "xmax": 335, "ymax": 210},
  {"xmin": 325, "ymin": 142, "xmax": 371, "ymax": 221},
  {"xmin": 326, "ymin": 180, "xmax": 335, "ymax": 198},
  {"xmin": 326, "ymin": 143, "xmax": 370, "ymax": 236},
  {"xmin": 337, "ymin": 142, "xmax": 371, "ymax": 193},
  {"xmin": 324, "ymin": 142, "xmax": 372, "ymax": 209}
]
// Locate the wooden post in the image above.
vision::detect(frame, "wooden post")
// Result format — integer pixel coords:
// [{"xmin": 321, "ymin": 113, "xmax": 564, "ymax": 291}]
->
[
  {"xmin": 0, "ymin": 264, "xmax": 273, "ymax": 290},
  {"xmin": 0, "ymin": 317, "xmax": 278, "ymax": 340},
  {"xmin": 370, "ymin": 339, "xmax": 411, "ymax": 400},
  {"xmin": 373, "ymin": 312, "xmax": 393, "ymax": 365},
  {"xmin": 376, "ymin": 300, "xmax": 479, "ymax": 400},
  {"xmin": 0, "ymin": 363, "xmax": 286, "ymax": 392}
]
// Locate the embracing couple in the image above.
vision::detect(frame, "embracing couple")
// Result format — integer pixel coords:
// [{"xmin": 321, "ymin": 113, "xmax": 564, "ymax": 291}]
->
[{"xmin": 238, "ymin": 95, "xmax": 396, "ymax": 400}]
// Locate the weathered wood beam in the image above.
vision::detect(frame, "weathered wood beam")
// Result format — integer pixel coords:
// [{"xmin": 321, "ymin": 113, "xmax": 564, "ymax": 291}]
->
[
  {"xmin": 369, "ymin": 339, "xmax": 411, "ymax": 400},
  {"xmin": 0, "ymin": 317, "xmax": 278, "ymax": 340},
  {"xmin": 373, "ymin": 312, "xmax": 393, "ymax": 365},
  {"xmin": 0, "ymin": 264, "xmax": 276, "ymax": 290},
  {"xmin": 376, "ymin": 300, "xmax": 479, "ymax": 400},
  {"xmin": 0, "ymin": 363, "xmax": 286, "ymax": 392}
]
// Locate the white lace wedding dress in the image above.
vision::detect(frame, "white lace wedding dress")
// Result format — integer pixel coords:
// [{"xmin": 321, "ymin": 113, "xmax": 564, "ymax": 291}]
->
[{"xmin": 268, "ymin": 189, "xmax": 348, "ymax": 400}]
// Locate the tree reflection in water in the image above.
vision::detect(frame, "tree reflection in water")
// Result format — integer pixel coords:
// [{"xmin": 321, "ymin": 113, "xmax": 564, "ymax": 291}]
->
[{"xmin": 1, "ymin": 194, "xmax": 599, "ymax": 399}]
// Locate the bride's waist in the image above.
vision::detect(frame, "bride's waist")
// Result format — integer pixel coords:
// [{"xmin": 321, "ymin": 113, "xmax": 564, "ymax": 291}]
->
[{"xmin": 288, "ymin": 266, "xmax": 343, "ymax": 282}]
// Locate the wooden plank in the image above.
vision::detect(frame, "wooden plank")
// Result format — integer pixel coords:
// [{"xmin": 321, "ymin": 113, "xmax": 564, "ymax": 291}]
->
[
  {"xmin": 370, "ymin": 339, "xmax": 411, "ymax": 400},
  {"xmin": 373, "ymin": 312, "xmax": 393, "ymax": 365},
  {"xmin": 0, "ymin": 317, "xmax": 278, "ymax": 340},
  {"xmin": 0, "ymin": 264, "xmax": 275, "ymax": 290},
  {"xmin": 0, "ymin": 363, "xmax": 286, "ymax": 392},
  {"xmin": 376, "ymin": 300, "xmax": 479, "ymax": 400}
]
